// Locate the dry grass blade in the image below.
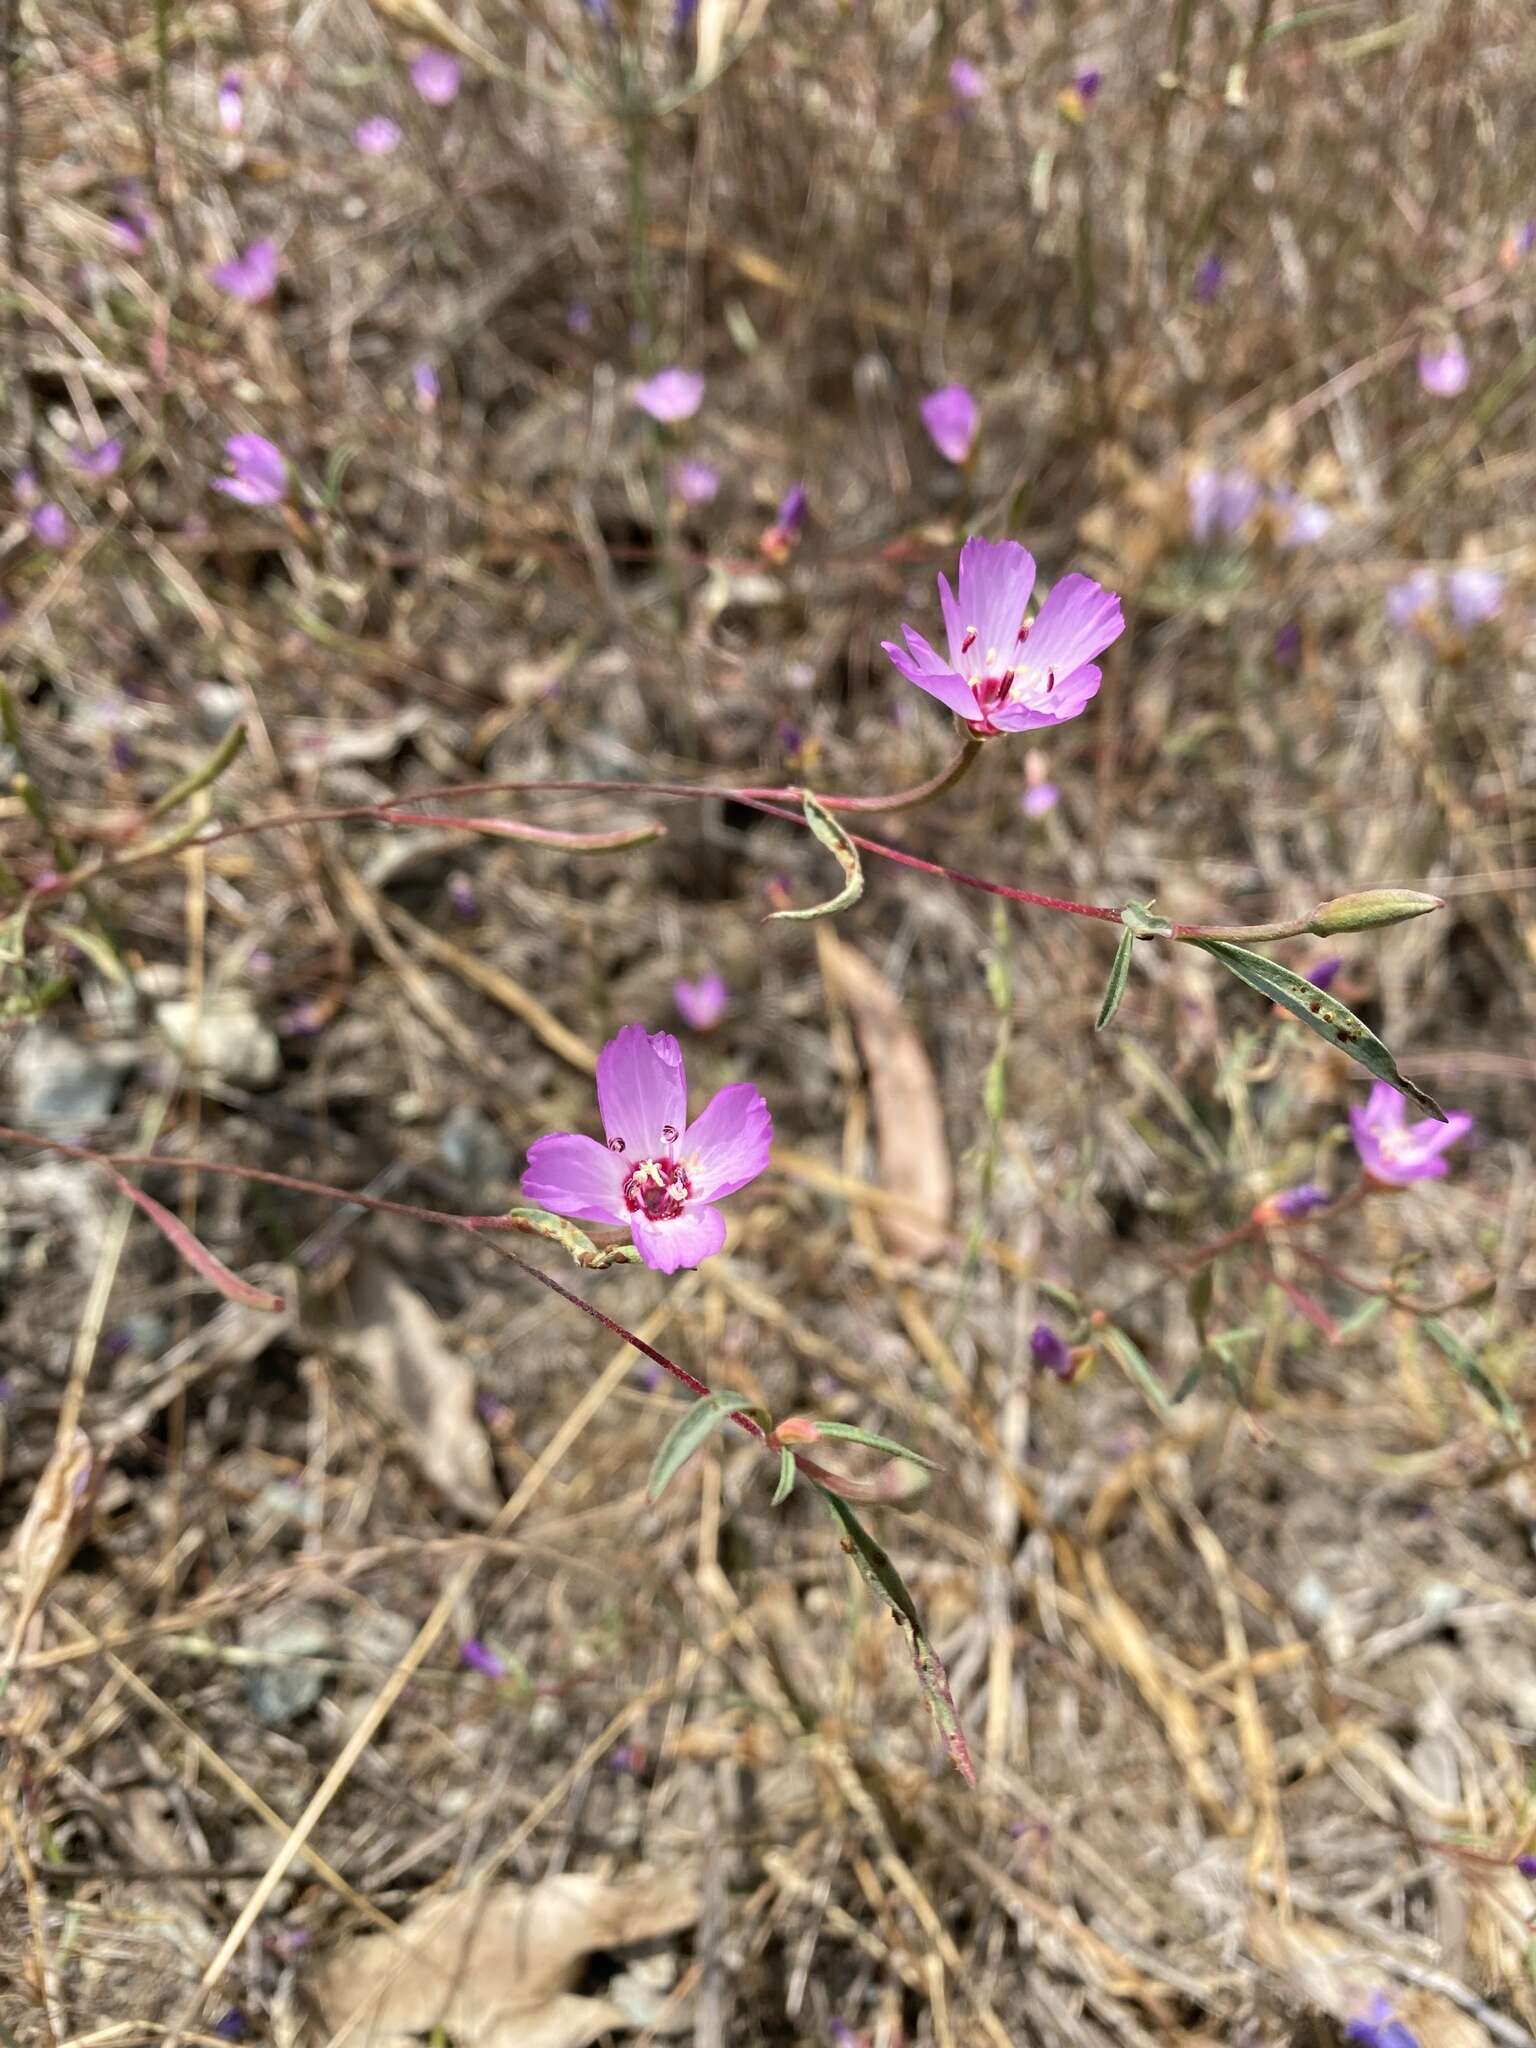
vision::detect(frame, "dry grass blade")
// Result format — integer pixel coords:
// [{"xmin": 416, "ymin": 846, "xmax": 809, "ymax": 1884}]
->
[{"xmin": 3, "ymin": 1428, "xmax": 103, "ymax": 1659}]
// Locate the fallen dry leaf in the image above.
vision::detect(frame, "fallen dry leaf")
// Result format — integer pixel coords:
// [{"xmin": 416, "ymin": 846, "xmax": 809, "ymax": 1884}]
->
[
  {"xmin": 820, "ymin": 933, "xmax": 952, "ymax": 1261},
  {"xmin": 337, "ymin": 1256, "xmax": 499, "ymax": 1521},
  {"xmin": 311, "ymin": 1868, "xmax": 699, "ymax": 2048},
  {"xmin": 3, "ymin": 1427, "xmax": 104, "ymax": 1654}
]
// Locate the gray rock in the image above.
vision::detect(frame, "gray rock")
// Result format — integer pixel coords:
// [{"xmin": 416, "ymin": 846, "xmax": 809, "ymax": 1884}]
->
[
  {"xmin": 240, "ymin": 1609, "xmax": 334, "ymax": 1726},
  {"xmin": 9, "ymin": 1029, "xmax": 128, "ymax": 1138},
  {"xmin": 437, "ymin": 1104, "xmax": 513, "ymax": 1200}
]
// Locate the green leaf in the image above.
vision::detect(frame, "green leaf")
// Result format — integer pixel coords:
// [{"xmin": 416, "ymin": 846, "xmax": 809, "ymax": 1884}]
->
[
  {"xmin": 647, "ymin": 1390, "xmax": 765, "ymax": 1502},
  {"xmin": 1192, "ymin": 937, "xmax": 1446, "ymax": 1121},
  {"xmin": 1335, "ymin": 1296, "xmax": 1390, "ymax": 1341},
  {"xmin": 502, "ymin": 1206, "xmax": 641, "ymax": 1269},
  {"xmin": 1095, "ymin": 926, "xmax": 1136, "ymax": 1032},
  {"xmin": 770, "ymin": 791, "xmax": 864, "ymax": 923},
  {"xmin": 1120, "ymin": 898, "xmax": 1173, "ymax": 939},
  {"xmin": 48, "ymin": 921, "xmax": 128, "ymax": 987},
  {"xmin": 771, "ymin": 1447, "xmax": 796, "ymax": 1506},
  {"xmin": 1187, "ymin": 1263, "xmax": 1214, "ymax": 1341},
  {"xmin": 1421, "ymin": 1319, "xmax": 1527, "ymax": 1447},
  {"xmin": 1100, "ymin": 1325, "xmax": 1171, "ymax": 1419},
  {"xmin": 817, "ymin": 1487, "xmax": 975, "ymax": 1786},
  {"xmin": 810, "ymin": 1422, "xmax": 939, "ymax": 1470}
]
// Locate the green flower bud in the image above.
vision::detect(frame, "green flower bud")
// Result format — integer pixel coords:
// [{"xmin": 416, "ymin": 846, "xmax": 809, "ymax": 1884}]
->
[{"xmin": 1307, "ymin": 889, "xmax": 1443, "ymax": 936}]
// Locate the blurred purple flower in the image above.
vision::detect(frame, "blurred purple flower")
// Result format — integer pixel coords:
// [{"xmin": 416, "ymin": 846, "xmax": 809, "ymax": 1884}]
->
[
  {"xmin": 1385, "ymin": 567, "xmax": 1439, "ymax": 632},
  {"xmin": 673, "ymin": 0, "xmax": 699, "ymax": 38},
  {"xmin": 829, "ymin": 2025, "xmax": 869, "ymax": 2048},
  {"xmin": 674, "ymin": 973, "xmax": 729, "ymax": 1032},
  {"xmin": 1350, "ymin": 1081, "xmax": 1472, "ymax": 1188},
  {"xmin": 632, "ymin": 367, "xmax": 704, "ymax": 423},
  {"xmin": 949, "ymin": 57, "xmax": 986, "ymax": 101},
  {"xmin": 670, "ymin": 458, "xmax": 720, "ymax": 506},
  {"xmin": 447, "ymin": 872, "xmax": 478, "ymax": 920},
  {"xmin": 1021, "ymin": 781, "xmax": 1059, "ymax": 819},
  {"xmin": 212, "ymin": 2012, "xmax": 248, "ymax": 2044},
  {"xmin": 1188, "ymin": 466, "xmax": 1259, "ymax": 543},
  {"xmin": 1307, "ymin": 955, "xmax": 1344, "ymax": 991},
  {"xmin": 1272, "ymin": 1183, "xmax": 1330, "ymax": 1219},
  {"xmin": 355, "ymin": 115, "xmax": 402, "ymax": 155},
  {"xmin": 212, "ymin": 434, "xmax": 287, "ymax": 506},
  {"xmin": 459, "ymin": 1638, "xmax": 507, "ymax": 1679},
  {"xmin": 760, "ymin": 483, "xmax": 809, "ymax": 561},
  {"xmin": 208, "ymin": 238, "xmax": 279, "ymax": 303},
  {"xmin": 412, "ymin": 360, "xmax": 440, "ymax": 411},
  {"xmin": 920, "ymin": 383, "xmax": 978, "ymax": 465},
  {"xmin": 882, "ymin": 536, "xmax": 1123, "ymax": 736},
  {"xmin": 1273, "ymin": 619, "xmax": 1302, "ymax": 666},
  {"xmin": 1516, "ymin": 1852, "xmax": 1536, "ymax": 1879},
  {"xmin": 69, "ymin": 439, "xmax": 123, "ymax": 479},
  {"xmin": 411, "ymin": 49, "xmax": 460, "ymax": 104},
  {"xmin": 30, "ymin": 504, "xmax": 73, "ymax": 548},
  {"xmin": 1075, "ymin": 68, "xmax": 1102, "ymax": 99},
  {"xmin": 1272, "ymin": 490, "xmax": 1333, "ymax": 549},
  {"xmin": 566, "ymin": 299, "xmax": 593, "ymax": 336},
  {"xmin": 1418, "ymin": 335, "xmax": 1469, "ymax": 398},
  {"xmin": 217, "ymin": 71, "xmax": 244, "ymax": 136},
  {"xmin": 1030, "ymin": 1324, "xmax": 1073, "ymax": 1378},
  {"xmin": 1192, "ymin": 250, "xmax": 1225, "ymax": 302},
  {"xmin": 1446, "ymin": 565, "xmax": 1503, "ymax": 628},
  {"xmin": 109, "ymin": 183, "xmax": 153, "ymax": 252},
  {"xmin": 1345, "ymin": 1992, "xmax": 1419, "ymax": 2048}
]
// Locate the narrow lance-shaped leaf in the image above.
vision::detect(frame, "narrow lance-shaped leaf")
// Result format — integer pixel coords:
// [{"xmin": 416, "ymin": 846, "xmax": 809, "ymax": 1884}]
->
[
  {"xmin": 1100, "ymin": 1324, "xmax": 1170, "ymax": 1419},
  {"xmin": 771, "ymin": 1447, "xmax": 796, "ymax": 1506},
  {"xmin": 817, "ymin": 1486, "xmax": 976, "ymax": 1786},
  {"xmin": 770, "ymin": 791, "xmax": 864, "ymax": 923},
  {"xmin": 501, "ymin": 1206, "xmax": 641, "ymax": 1269},
  {"xmin": 386, "ymin": 812, "xmax": 664, "ymax": 853},
  {"xmin": 1421, "ymin": 1318, "xmax": 1527, "ymax": 1447},
  {"xmin": 1191, "ymin": 937, "xmax": 1446, "ymax": 1120},
  {"xmin": 648, "ymin": 1389, "xmax": 768, "ymax": 1503},
  {"xmin": 1095, "ymin": 926, "xmax": 1136, "ymax": 1032},
  {"xmin": 809, "ymin": 1421, "xmax": 939, "ymax": 1470},
  {"xmin": 109, "ymin": 1168, "xmax": 286, "ymax": 1311}
]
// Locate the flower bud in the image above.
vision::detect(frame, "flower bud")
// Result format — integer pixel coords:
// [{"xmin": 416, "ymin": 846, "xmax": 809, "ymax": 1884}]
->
[{"xmin": 1307, "ymin": 889, "xmax": 1443, "ymax": 935}]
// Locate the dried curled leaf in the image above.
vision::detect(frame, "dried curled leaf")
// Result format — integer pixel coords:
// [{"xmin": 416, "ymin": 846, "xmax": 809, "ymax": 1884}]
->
[
  {"xmin": 503, "ymin": 1206, "xmax": 641, "ymax": 1269},
  {"xmin": 770, "ymin": 791, "xmax": 864, "ymax": 922},
  {"xmin": 4, "ymin": 1429, "xmax": 104, "ymax": 1646}
]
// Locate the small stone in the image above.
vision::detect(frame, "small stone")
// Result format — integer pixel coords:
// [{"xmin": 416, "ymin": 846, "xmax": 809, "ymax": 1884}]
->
[
  {"xmin": 9, "ymin": 1030, "xmax": 128, "ymax": 1138},
  {"xmin": 437, "ymin": 1104, "xmax": 512, "ymax": 1198},
  {"xmin": 241, "ymin": 1609, "xmax": 333, "ymax": 1726},
  {"xmin": 156, "ymin": 992, "xmax": 281, "ymax": 1088}
]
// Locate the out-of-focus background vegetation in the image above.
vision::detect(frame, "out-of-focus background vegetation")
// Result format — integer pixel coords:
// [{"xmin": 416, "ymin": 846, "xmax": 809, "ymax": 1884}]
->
[{"xmin": 2, "ymin": 2, "xmax": 1534, "ymax": 2042}]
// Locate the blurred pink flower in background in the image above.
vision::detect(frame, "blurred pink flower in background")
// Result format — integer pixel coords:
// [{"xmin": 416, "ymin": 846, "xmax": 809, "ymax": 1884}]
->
[
  {"xmin": 1021, "ymin": 782, "xmax": 1059, "ymax": 819},
  {"xmin": 1188, "ymin": 466, "xmax": 1260, "ymax": 543},
  {"xmin": 208, "ymin": 239, "xmax": 279, "ymax": 303},
  {"xmin": 670, "ymin": 458, "xmax": 720, "ymax": 506},
  {"xmin": 632, "ymin": 367, "xmax": 705, "ymax": 422},
  {"xmin": 920, "ymin": 384, "xmax": 978, "ymax": 465},
  {"xmin": 674, "ymin": 974, "xmax": 729, "ymax": 1032},
  {"xmin": 1418, "ymin": 335, "xmax": 1469, "ymax": 397},
  {"xmin": 949, "ymin": 57, "xmax": 986, "ymax": 101},
  {"xmin": 412, "ymin": 361, "xmax": 440, "ymax": 411},
  {"xmin": 108, "ymin": 184, "xmax": 153, "ymax": 252},
  {"xmin": 410, "ymin": 49, "xmax": 460, "ymax": 104},
  {"xmin": 30, "ymin": 504, "xmax": 74, "ymax": 549},
  {"xmin": 760, "ymin": 483, "xmax": 808, "ymax": 561},
  {"xmin": 68, "ymin": 439, "xmax": 123, "ymax": 478},
  {"xmin": 1272, "ymin": 491, "xmax": 1333, "ymax": 549},
  {"xmin": 1385, "ymin": 567, "xmax": 1439, "ymax": 631},
  {"xmin": 1446, "ymin": 564, "xmax": 1503, "ymax": 627},
  {"xmin": 217, "ymin": 71, "xmax": 244, "ymax": 135},
  {"xmin": 212, "ymin": 435, "xmax": 287, "ymax": 506},
  {"xmin": 1386, "ymin": 566, "xmax": 1503, "ymax": 634},
  {"xmin": 1350, "ymin": 1081, "xmax": 1472, "ymax": 1187},
  {"xmin": 521, "ymin": 1025, "xmax": 771, "ymax": 1273},
  {"xmin": 354, "ymin": 116, "xmax": 402, "ymax": 155},
  {"xmin": 1192, "ymin": 250, "xmax": 1225, "ymax": 302},
  {"xmin": 883, "ymin": 537, "xmax": 1123, "ymax": 736}
]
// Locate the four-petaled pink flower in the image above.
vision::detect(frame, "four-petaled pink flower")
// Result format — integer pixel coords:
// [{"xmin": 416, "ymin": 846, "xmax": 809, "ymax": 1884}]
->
[
  {"xmin": 632, "ymin": 367, "xmax": 704, "ymax": 423},
  {"xmin": 208, "ymin": 239, "xmax": 279, "ymax": 303},
  {"xmin": 69, "ymin": 439, "xmax": 124, "ymax": 479},
  {"xmin": 411, "ymin": 49, "xmax": 460, "ymax": 104},
  {"xmin": 920, "ymin": 384, "xmax": 978, "ymax": 466},
  {"xmin": 522, "ymin": 1025, "xmax": 771, "ymax": 1273},
  {"xmin": 882, "ymin": 537, "xmax": 1123, "ymax": 736},
  {"xmin": 212, "ymin": 434, "xmax": 287, "ymax": 506},
  {"xmin": 355, "ymin": 115, "xmax": 402, "ymax": 155},
  {"xmin": 1418, "ymin": 336, "xmax": 1469, "ymax": 398},
  {"xmin": 674, "ymin": 974, "xmax": 728, "ymax": 1032},
  {"xmin": 1350, "ymin": 1081, "xmax": 1472, "ymax": 1188}
]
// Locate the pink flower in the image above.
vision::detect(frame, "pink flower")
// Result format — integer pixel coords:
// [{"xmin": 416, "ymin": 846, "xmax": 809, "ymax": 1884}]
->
[
  {"xmin": 1418, "ymin": 336, "xmax": 1469, "ymax": 398},
  {"xmin": 670, "ymin": 458, "xmax": 720, "ymax": 505},
  {"xmin": 412, "ymin": 360, "xmax": 440, "ymax": 411},
  {"xmin": 881, "ymin": 536, "xmax": 1123, "ymax": 736},
  {"xmin": 212, "ymin": 434, "xmax": 287, "ymax": 506},
  {"xmin": 1188, "ymin": 466, "xmax": 1259, "ymax": 543},
  {"xmin": 760, "ymin": 483, "xmax": 808, "ymax": 561},
  {"xmin": 949, "ymin": 57, "xmax": 986, "ymax": 101},
  {"xmin": 109, "ymin": 183, "xmax": 153, "ymax": 252},
  {"xmin": 458, "ymin": 1638, "xmax": 506, "ymax": 1678},
  {"xmin": 632, "ymin": 367, "xmax": 704, "ymax": 423},
  {"xmin": 1271, "ymin": 490, "xmax": 1332, "ymax": 549},
  {"xmin": 674, "ymin": 974, "xmax": 728, "ymax": 1032},
  {"xmin": 1350, "ymin": 1081, "xmax": 1472, "ymax": 1188},
  {"xmin": 920, "ymin": 384, "xmax": 978, "ymax": 466},
  {"xmin": 1385, "ymin": 568, "xmax": 1439, "ymax": 632},
  {"xmin": 30, "ymin": 504, "xmax": 73, "ymax": 548},
  {"xmin": 354, "ymin": 115, "xmax": 402, "ymax": 155},
  {"xmin": 208, "ymin": 239, "xmax": 279, "ymax": 303},
  {"xmin": 410, "ymin": 48, "xmax": 460, "ymax": 104},
  {"xmin": 69, "ymin": 438, "xmax": 124, "ymax": 478},
  {"xmin": 1021, "ymin": 781, "xmax": 1059, "ymax": 818},
  {"xmin": 521, "ymin": 1025, "xmax": 771, "ymax": 1273},
  {"xmin": 1446, "ymin": 565, "xmax": 1503, "ymax": 628},
  {"xmin": 217, "ymin": 71, "xmax": 244, "ymax": 136}
]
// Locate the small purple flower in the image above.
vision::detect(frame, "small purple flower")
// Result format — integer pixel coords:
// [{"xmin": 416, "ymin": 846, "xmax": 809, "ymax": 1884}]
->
[
  {"xmin": 1386, "ymin": 568, "xmax": 1439, "ymax": 632},
  {"xmin": 670, "ymin": 458, "xmax": 720, "ymax": 506},
  {"xmin": 1516, "ymin": 1853, "xmax": 1536, "ymax": 1879},
  {"xmin": 760, "ymin": 484, "xmax": 809, "ymax": 562},
  {"xmin": 1192, "ymin": 250, "xmax": 1225, "ymax": 303},
  {"xmin": 674, "ymin": 974, "xmax": 729, "ymax": 1032},
  {"xmin": 920, "ymin": 384, "xmax": 978, "ymax": 466},
  {"xmin": 521, "ymin": 1025, "xmax": 772, "ymax": 1274},
  {"xmin": 68, "ymin": 438, "xmax": 123, "ymax": 479},
  {"xmin": 446, "ymin": 872, "xmax": 478, "ymax": 920},
  {"xmin": 208, "ymin": 238, "xmax": 279, "ymax": 304},
  {"xmin": 1029, "ymin": 1324, "xmax": 1073, "ymax": 1378},
  {"xmin": 1075, "ymin": 67, "xmax": 1102, "ymax": 100},
  {"xmin": 632, "ymin": 367, "xmax": 704, "ymax": 424},
  {"xmin": 1344, "ymin": 1992, "xmax": 1420, "ymax": 2048},
  {"xmin": 1021, "ymin": 781, "xmax": 1059, "ymax": 819},
  {"xmin": 1418, "ymin": 335, "xmax": 1469, "ymax": 399},
  {"xmin": 212, "ymin": 434, "xmax": 287, "ymax": 507},
  {"xmin": 1272, "ymin": 619, "xmax": 1302, "ymax": 666},
  {"xmin": 566, "ymin": 299, "xmax": 594, "ymax": 336},
  {"xmin": 1272, "ymin": 1183, "xmax": 1331, "ymax": 1219},
  {"xmin": 410, "ymin": 48, "xmax": 460, "ymax": 104},
  {"xmin": 949, "ymin": 57, "xmax": 986, "ymax": 101},
  {"xmin": 882, "ymin": 536, "xmax": 1124, "ymax": 737},
  {"xmin": 1188, "ymin": 466, "xmax": 1259, "ymax": 544},
  {"xmin": 1350, "ymin": 1081, "xmax": 1473, "ymax": 1188},
  {"xmin": 30, "ymin": 504, "xmax": 73, "ymax": 548},
  {"xmin": 108, "ymin": 183, "xmax": 153, "ymax": 252},
  {"xmin": 1307, "ymin": 955, "xmax": 1344, "ymax": 992},
  {"xmin": 1446, "ymin": 565, "xmax": 1503, "ymax": 628},
  {"xmin": 459, "ymin": 1638, "xmax": 507, "ymax": 1679},
  {"xmin": 217, "ymin": 71, "xmax": 244, "ymax": 136},
  {"xmin": 212, "ymin": 2012, "xmax": 248, "ymax": 2045},
  {"xmin": 354, "ymin": 115, "xmax": 402, "ymax": 155},
  {"xmin": 673, "ymin": 0, "xmax": 698, "ymax": 38},
  {"xmin": 1272, "ymin": 490, "xmax": 1332, "ymax": 549},
  {"xmin": 412, "ymin": 360, "xmax": 440, "ymax": 411}
]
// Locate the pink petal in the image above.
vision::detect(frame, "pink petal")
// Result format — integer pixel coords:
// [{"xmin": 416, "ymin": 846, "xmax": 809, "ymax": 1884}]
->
[
  {"xmin": 1363, "ymin": 1080, "xmax": 1407, "ymax": 1133},
  {"xmin": 880, "ymin": 630, "xmax": 977, "ymax": 719},
  {"xmin": 1019, "ymin": 573, "xmax": 1124, "ymax": 686},
  {"xmin": 953, "ymin": 538, "xmax": 1036, "ymax": 672},
  {"xmin": 596, "ymin": 1025, "xmax": 687, "ymax": 1159},
  {"xmin": 631, "ymin": 1204, "xmax": 727, "ymax": 1273},
  {"xmin": 682, "ymin": 1082, "xmax": 772, "ymax": 1202},
  {"xmin": 520, "ymin": 1132, "xmax": 626, "ymax": 1224},
  {"xmin": 990, "ymin": 666, "xmax": 1103, "ymax": 729}
]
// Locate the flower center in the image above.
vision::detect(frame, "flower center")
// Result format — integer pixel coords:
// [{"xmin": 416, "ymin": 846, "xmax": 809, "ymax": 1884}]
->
[{"xmin": 622, "ymin": 1156, "xmax": 693, "ymax": 1222}]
